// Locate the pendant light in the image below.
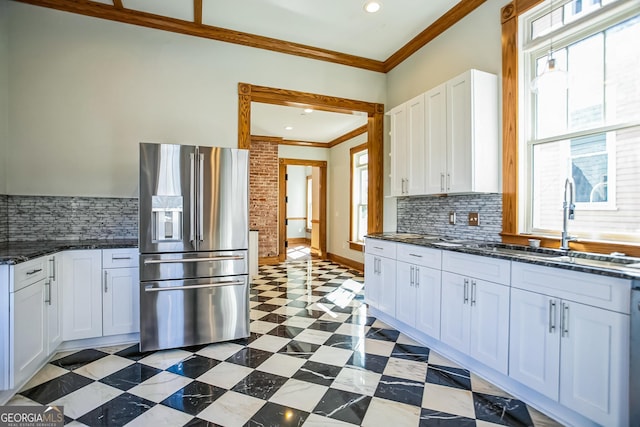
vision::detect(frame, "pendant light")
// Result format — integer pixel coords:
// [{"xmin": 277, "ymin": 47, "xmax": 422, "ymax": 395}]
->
[{"xmin": 531, "ymin": 0, "xmax": 568, "ymax": 93}]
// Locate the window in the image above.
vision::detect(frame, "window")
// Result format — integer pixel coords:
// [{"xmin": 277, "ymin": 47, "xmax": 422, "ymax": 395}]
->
[
  {"xmin": 350, "ymin": 144, "xmax": 368, "ymax": 249},
  {"xmin": 520, "ymin": 0, "xmax": 640, "ymax": 242}
]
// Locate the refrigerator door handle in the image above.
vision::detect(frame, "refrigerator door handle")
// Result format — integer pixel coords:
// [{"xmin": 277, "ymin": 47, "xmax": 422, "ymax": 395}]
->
[
  {"xmin": 189, "ymin": 152, "xmax": 196, "ymax": 244},
  {"xmin": 144, "ymin": 255, "xmax": 245, "ymax": 265},
  {"xmin": 198, "ymin": 153, "xmax": 204, "ymax": 242},
  {"xmin": 144, "ymin": 280, "xmax": 245, "ymax": 292}
]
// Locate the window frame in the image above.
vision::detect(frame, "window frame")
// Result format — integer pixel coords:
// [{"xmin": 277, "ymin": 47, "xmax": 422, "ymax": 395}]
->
[
  {"xmin": 500, "ymin": 0, "xmax": 640, "ymax": 256},
  {"xmin": 518, "ymin": 0, "xmax": 639, "ymax": 242},
  {"xmin": 349, "ymin": 143, "xmax": 368, "ymax": 252}
]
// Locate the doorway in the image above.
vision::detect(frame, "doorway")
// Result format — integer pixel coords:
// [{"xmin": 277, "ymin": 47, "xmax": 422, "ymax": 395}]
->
[{"xmin": 279, "ymin": 159, "xmax": 327, "ymax": 262}]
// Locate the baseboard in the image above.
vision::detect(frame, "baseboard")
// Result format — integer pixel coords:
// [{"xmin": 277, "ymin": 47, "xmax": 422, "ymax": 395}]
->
[
  {"xmin": 287, "ymin": 238, "xmax": 310, "ymax": 245},
  {"xmin": 258, "ymin": 256, "xmax": 280, "ymax": 265},
  {"xmin": 327, "ymin": 253, "xmax": 364, "ymax": 272}
]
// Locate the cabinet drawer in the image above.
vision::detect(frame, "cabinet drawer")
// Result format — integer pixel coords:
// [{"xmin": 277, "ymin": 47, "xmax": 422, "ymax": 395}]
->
[
  {"xmin": 12, "ymin": 257, "xmax": 48, "ymax": 292},
  {"xmin": 511, "ymin": 261, "xmax": 631, "ymax": 314},
  {"xmin": 396, "ymin": 243, "xmax": 441, "ymax": 269},
  {"xmin": 442, "ymin": 251, "xmax": 510, "ymax": 285},
  {"xmin": 102, "ymin": 248, "xmax": 139, "ymax": 269},
  {"xmin": 365, "ymin": 239, "xmax": 396, "ymax": 259}
]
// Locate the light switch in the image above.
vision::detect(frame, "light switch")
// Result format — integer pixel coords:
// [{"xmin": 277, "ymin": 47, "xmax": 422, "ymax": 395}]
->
[{"xmin": 449, "ymin": 211, "xmax": 456, "ymax": 225}]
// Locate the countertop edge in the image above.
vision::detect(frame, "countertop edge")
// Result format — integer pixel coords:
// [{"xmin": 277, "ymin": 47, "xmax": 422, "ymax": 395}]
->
[{"xmin": 0, "ymin": 240, "xmax": 139, "ymax": 265}]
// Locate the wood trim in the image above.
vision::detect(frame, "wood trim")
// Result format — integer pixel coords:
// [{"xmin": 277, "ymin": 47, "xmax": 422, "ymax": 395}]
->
[
  {"xmin": 112, "ymin": 0, "xmax": 123, "ymax": 9},
  {"xmin": 501, "ymin": 1, "xmax": 519, "ymax": 236},
  {"xmin": 501, "ymin": 0, "xmax": 640, "ymax": 257},
  {"xmin": 279, "ymin": 140, "xmax": 328, "ymax": 148},
  {"xmin": 239, "ymin": 84, "xmax": 384, "ymax": 247},
  {"xmin": 328, "ymin": 125, "xmax": 368, "ymax": 148},
  {"xmin": 279, "ymin": 159, "xmax": 328, "ymax": 262},
  {"xmin": 258, "ymin": 256, "xmax": 280, "ymax": 266},
  {"xmin": 384, "ymin": 0, "xmax": 488, "ymax": 72},
  {"xmin": 287, "ymin": 237, "xmax": 310, "ymax": 245},
  {"xmin": 287, "ymin": 217, "xmax": 307, "ymax": 221},
  {"xmin": 349, "ymin": 242, "xmax": 365, "ymax": 252},
  {"xmin": 251, "ymin": 135, "xmax": 283, "ymax": 144},
  {"xmin": 193, "ymin": 0, "xmax": 202, "ymax": 25},
  {"xmin": 242, "ymin": 84, "xmax": 379, "ymax": 115},
  {"xmin": 310, "ymin": 219, "xmax": 320, "ymax": 224},
  {"xmin": 15, "ymin": 0, "xmax": 385, "ymax": 73},
  {"xmin": 327, "ymin": 253, "xmax": 364, "ymax": 272}
]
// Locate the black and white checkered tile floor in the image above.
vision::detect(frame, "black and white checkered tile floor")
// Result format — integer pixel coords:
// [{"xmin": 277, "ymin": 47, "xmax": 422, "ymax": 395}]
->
[{"xmin": 8, "ymin": 260, "xmax": 561, "ymax": 426}]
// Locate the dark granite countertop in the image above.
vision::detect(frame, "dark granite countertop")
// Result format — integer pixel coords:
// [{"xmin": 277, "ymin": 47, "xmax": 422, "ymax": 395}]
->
[
  {"xmin": 366, "ymin": 233, "xmax": 640, "ymax": 280},
  {"xmin": 0, "ymin": 239, "xmax": 138, "ymax": 265}
]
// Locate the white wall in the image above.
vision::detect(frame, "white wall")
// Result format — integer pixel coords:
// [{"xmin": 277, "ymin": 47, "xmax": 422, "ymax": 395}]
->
[
  {"xmin": 278, "ymin": 145, "xmax": 328, "ymax": 162},
  {"xmin": 0, "ymin": 0, "xmax": 8, "ymax": 193},
  {"xmin": 7, "ymin": 2, "xmax": 384, "ymax": 197},
  {"xmin": 328, "ymin": 133, "xmax": 367, "ymax": 264},
  {"xmin": 383, "ymin": 0, "xmax": 504, "ymax": 230}
]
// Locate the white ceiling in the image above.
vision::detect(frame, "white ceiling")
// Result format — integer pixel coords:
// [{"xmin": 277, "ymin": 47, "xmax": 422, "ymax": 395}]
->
[{"xmin": 93, "ymin": 0, "xmax": 460, "ymax": 142}]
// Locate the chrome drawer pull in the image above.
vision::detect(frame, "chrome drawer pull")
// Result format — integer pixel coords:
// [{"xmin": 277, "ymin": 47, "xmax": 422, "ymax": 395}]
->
[
  {"xmin": 112, "ymin": 256, "xmax": 132, "ymax": 260},
  {"xmin": 408, "ymin": 253, "xmax": 423, "ymax": 258},
  {"xmin": 144, "ymin": 280, "xmax": 244, "ymax": 292},
  {"xmin": 26, "ymin": 268, "xmax": 43, "ymax": 275},
  {"xmin": 144, "ymin": 256, "xmax": 244, "ymax": 264}
]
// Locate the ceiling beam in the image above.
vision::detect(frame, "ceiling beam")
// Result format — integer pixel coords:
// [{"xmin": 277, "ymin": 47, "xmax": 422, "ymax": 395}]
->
[
  {"xmin": 193, "ymin": 0, "xmax": 202, "ymax": 25},
  {"xmin": 14, "ymin": 0, "xmax": 386, "ymax": 73},
  {"xmin": 328, "ymin": 124, "xmax": 367, "ymax": 148},
  {"xmin": 383, "ymin": 0, "xmax": 487, "ymax": 72}
]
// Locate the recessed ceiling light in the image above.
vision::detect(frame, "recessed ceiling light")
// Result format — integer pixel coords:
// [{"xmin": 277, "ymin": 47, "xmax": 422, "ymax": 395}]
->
[
  {"xmin": 363, "ymin": 1, "xmax": 381, "ymax": 13},
  {"xmin": 303, "ymin": 108, "xmax": 313, "ymax": 114},
  {"xmin": 285, "ymin": 126, "xmax": 293, "ymax": 131}
]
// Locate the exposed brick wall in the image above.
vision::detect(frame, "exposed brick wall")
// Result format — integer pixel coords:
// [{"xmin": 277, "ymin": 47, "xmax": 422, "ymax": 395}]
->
[{"xmin": 249, "ymin": 139, "xmax": 279, "ymax": 258}]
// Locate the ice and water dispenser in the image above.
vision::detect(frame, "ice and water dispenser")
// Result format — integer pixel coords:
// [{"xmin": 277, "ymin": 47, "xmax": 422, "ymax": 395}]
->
[{"xmin": 152, "ymin": 195, "xmax": 183, "ymax": 241}]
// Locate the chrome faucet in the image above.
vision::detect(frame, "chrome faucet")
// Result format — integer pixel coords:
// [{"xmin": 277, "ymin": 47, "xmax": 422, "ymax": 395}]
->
[{"xmin": 561, "ymin": 177, "xmax": 576, "ymax": 250}]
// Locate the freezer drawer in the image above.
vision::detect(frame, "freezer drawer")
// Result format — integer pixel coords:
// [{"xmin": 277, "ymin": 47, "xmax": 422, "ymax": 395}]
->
[
  {"xmin": 139, "ymin": 275, "xmax": 249, "ymax": 352},
  {"xmin": 140, "ymin": 250, "xmax": 248, "ymax": 282}
]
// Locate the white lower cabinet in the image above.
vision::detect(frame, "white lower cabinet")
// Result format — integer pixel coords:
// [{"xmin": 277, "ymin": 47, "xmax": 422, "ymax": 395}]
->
[
  {"xmin": 510, "ymin": 262, "xmax": 630, "ymax": 426},
  {"xmin": 395, "ymin": 244, "xmax": 442, "ymax": 338},
  {"xmin": 365, "ymin": 253, "xmax": 396, "ymax": 316},
  {"xmin": 102, "ymin": 249, "xmax": 139, "ymax": 336},
  {"xmin": 11, "ymin": 278, "xmax": 47, "ymax": 388},
  {"xmin": 440, "ymin": 271, "xmax": 509, "ymax": 374},
  {"xmin": 62, "ymin": 250, "xmax": 103, "ymax": 340}
]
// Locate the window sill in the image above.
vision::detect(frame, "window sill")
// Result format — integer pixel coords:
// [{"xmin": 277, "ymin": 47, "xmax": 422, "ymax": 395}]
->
[
  {"xmin": 500, "ymin": 232, "xmax": 640, "ymax": 257},
  {"xmin": 349, "ymin": 241, "xmax": 364, "ymax": 252}
]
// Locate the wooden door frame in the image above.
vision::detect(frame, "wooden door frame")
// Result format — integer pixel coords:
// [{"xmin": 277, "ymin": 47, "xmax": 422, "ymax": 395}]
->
[
  {"xmin": 279, "ymin": 159, "xmax": 327, "ymax": 262},
  {"xmin": 238, "ymin": 83, "xmax": 384, "ymax": 260}
]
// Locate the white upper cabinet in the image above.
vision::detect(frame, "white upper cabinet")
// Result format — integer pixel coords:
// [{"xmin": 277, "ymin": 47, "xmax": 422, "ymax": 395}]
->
[
  {"xmin": 389, "ymin": 69, "xmax": 499, "ymax": 196},
  {"xmin": 388, "ymin": 103, "xmax": 407, "ymax": 196}
]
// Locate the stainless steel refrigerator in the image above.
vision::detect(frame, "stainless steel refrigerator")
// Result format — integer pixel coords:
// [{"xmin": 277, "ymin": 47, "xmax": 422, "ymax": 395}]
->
[{"xmin": 138, "ymin": 142, "xmax": 249, "ymax": 352}]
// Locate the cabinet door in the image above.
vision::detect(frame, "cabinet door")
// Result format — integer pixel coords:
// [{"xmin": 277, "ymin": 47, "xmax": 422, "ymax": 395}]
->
[
  {"xmin": 446, "ymin": 72, "xmax": 472, "ymax": 193},
  {"xmin": 469, "ymin": 279, "xmax": 510, "ymax": 374},
  {"xmin": 415, "ymin": 266, "xmax": 441, "ymax": 339},
  {"xmin": 424, "ymin": 83, "xmax": 447, "ymax": 194},
  {"xmin": 395, "ymin": 261, "xmax": 416, "ymax": 327},
  {"xmin": 509, "ymin": 289, "xmax": 560, "ymax": 400},
  {"xmin": 12, "ymin": 281, "xmax": 47, "ymax": 387},
  {"xmin": 389, "ymin": 104, "xmax": 407, "ymax": 196},
  {"xmin": 364, "ymin": 254, "xmax": 379, "ymax": 309},
  {"xmin": 560, "ymin": 302, "xmax": 629, "ymax": 427},
  {"xmin": 103, "ymin": 267, "xmax": 140, "ymax": 336},
  {"xmin": 406, "ymin": 94, "xmax": 425, "ymax": 195},
  {"xmin": 62, "ymin": 250, "xmax": 103, "ymax": 340},
  {"xmin": 46, "ymin": 255, "xmax": 62, "ymax": 355},
  {"xmin": 440, "ymin": 271, "xmax": 469, "ymax": 354},
  {"xmin": 377, "ymin": 256, "xmax": 397, "ymax": 317}
]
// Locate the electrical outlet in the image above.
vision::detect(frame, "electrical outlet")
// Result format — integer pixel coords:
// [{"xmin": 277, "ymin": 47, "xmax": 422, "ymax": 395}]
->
[
  {"xmin": 468, "ymin": 212, "xmax": 479, "ymax": 226},
  {"xmin": 449, "ymin": 211, "xmax": 456, "ymax": 225}
]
